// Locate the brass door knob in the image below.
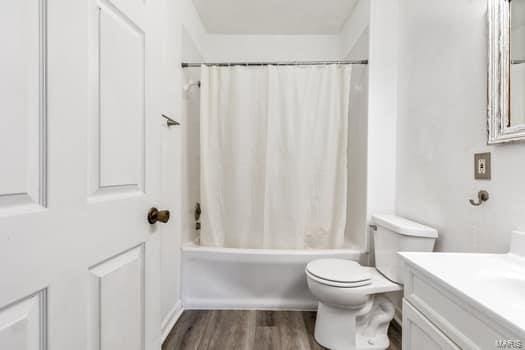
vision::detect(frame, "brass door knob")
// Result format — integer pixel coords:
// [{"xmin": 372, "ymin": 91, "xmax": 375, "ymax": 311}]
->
[{"xmin": 147, "ymin": 207, "xmax": 170, "ymax": 224}]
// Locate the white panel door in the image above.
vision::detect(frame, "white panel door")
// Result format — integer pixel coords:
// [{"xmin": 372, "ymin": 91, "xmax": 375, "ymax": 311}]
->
[{"xmin": 0, "ymin": 0, "xmax": 165, "ymax": 349}]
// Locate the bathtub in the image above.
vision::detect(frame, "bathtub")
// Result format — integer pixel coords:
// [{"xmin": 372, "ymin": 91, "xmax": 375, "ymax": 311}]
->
[{"xmin": 182, "ymin": 241, "xmax": 364, "ymax": 310}]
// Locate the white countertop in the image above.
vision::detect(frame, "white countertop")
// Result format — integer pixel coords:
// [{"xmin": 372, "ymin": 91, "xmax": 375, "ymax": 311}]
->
[{"xmin": 400, "ymin": 251, "xmax": 525, "ymax": 338}]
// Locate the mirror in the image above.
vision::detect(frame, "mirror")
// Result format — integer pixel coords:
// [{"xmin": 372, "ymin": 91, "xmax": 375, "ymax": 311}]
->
[
  {"xmin": 488, "ymin": 0, "xmax": 525, "ymax": 143},
  {"xmin": 511, "ymin": 0, "xmax": 525, "ymax": 126}
]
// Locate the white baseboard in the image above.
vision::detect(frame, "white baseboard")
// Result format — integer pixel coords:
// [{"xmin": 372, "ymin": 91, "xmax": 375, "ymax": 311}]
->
[
  {"xmin": 183, "ymin": 298, "xmax": 318, "ymax": 311},
  {"xmin": 161, "ymin": 300, "xmax": 184, "ymax": 343}
]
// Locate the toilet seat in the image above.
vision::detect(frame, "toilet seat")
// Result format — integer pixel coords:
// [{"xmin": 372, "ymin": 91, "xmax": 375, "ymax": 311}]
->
[{"xmin": 305, "ymin": 259, "xmax": 372, "ymax": 288}]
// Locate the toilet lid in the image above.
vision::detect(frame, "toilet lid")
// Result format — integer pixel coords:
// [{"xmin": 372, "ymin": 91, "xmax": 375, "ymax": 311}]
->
[{"xmin": 306, "ymin": 259, "xmax": 371, "ymax": 284}]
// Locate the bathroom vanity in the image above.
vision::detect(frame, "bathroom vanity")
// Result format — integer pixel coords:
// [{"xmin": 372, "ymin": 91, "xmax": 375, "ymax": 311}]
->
[{"xmin": 400, "ymin": 232, "xmax": 525, "ymax": 350}]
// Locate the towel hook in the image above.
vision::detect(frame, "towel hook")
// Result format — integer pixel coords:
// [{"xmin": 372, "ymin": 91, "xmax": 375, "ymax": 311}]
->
[
  {"xmin": 161, "ymin": 114, "xmax": 180, "ymax": 127},
  {"xmin": 469, "ymin": 190, "xmax": 489, "ymax": 206}
]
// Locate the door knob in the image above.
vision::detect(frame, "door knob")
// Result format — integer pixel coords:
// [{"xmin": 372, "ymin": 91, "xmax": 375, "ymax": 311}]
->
[{"xmin": 147, "ymin": 207, "xmax": 170, "ymax": 224}]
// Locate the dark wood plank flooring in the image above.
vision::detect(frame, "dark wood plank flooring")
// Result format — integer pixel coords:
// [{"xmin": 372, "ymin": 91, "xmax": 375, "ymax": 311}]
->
[{"xmin": 162, "ymin": 310, "xmax": 401, "ymax": 350}]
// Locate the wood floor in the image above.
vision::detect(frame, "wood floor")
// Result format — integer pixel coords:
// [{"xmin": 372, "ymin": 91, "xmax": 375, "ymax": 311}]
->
[{"xmin": 162, "ymin": 310, "xmax": 402, "ymax": 350}]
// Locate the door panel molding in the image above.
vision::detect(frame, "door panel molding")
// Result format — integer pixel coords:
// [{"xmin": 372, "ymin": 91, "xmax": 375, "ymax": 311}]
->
[
  {"xmin": 0, "ymin": 0, "xmax": 47, "ymax": 215},
  {"xmin": 0, "ymin": 290, "xmax": 47, "ymax": 350},
  {"xmin": 88, "ymin": 244, "xmax": 145, "ymax": 350},
  {"xmin": 88, "ymin": 0, "xmax": 146, "ymax": 201}
]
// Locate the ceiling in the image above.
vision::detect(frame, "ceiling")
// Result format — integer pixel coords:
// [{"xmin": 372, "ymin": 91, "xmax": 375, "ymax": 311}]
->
[{"xmin": 192, "ymin": 0, "xmax": 359, "ymax": 35}]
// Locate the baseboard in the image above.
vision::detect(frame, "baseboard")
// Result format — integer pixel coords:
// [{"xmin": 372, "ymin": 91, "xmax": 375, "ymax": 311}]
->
[
  {"xmin": 161, "ymin": 300, "xmax": 184, "ymax": 343},
  {"xmin": 183, "ymin": 298, "xmax": 318, "ymax": 311}
]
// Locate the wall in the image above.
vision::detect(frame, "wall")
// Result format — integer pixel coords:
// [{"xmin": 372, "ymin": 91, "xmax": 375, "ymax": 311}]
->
[
  {"xmin": 366, "ymin": 0, "xmax": 399, "ymax": 250},
  {"xmin": 341, "ymin": 0, "xmax": 401, "ymax": 255},
  {"xmin": 159, "ymin": 0, "xmax": 209, "ymax": 339},
  {"xmin": 159, "ymin": 0, "xmax": 184, "ymax": 340},
  {"xmin": 180, "ymin": 0, "xmax": 208, "ymax": 59},
  {"xmin": 180, "ymin": 28, "xmax": 204, "ymax": 245},
  {"xmin": 204, "ymin": 34, "xmax": 342, "ymax": 61},
  {"xmin": 396, "ymin": 0, "xmax": 525, "ymax": 253},
  {"xmin": 340, "ymin": 0, "xmax": 370, "ymax": 57},
  {"xmin": 346, "ymin": 30, "xmax": 369, "ymax": 250},
  {"xmin": 178, "ymin": 0, "xmax": 343, "ymax": 62}
]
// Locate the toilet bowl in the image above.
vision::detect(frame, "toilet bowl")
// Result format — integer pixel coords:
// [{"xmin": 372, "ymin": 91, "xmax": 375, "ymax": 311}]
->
[
  {"xmin": 305, "ymin": 259, "xmax": 401, "ymax": 350},
  {"xmin": 306, "ymin": 215, "xmax": 438, "ymax": 350}
]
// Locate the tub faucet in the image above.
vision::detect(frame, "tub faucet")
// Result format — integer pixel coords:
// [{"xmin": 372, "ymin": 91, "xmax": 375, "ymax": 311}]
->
[{"xmin": 194, "ymin": 202, "xmax": 201, "ymax": 221}]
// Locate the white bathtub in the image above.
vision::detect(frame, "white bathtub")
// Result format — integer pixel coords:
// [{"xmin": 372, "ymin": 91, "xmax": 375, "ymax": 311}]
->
[{"xmin": 182, "ymin": 242, "xmax": 364, "ymax": 310}]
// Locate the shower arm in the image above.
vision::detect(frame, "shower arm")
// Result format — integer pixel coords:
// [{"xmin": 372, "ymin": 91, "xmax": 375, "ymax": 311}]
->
[{"xmin": 184, "ymin": 80, "xmax": 201, "ymax": 94}]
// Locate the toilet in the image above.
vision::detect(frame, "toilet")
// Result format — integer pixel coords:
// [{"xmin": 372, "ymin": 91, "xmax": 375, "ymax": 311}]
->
[{"xmin": 306, "ymin": 214, "xmax": 438, "ymax": 350}]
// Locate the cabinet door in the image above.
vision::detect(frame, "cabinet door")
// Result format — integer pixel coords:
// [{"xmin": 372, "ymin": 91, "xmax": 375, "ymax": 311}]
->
[{"xmin": 403, "ymin": 300, "xmax": 460, "ymax": 350}]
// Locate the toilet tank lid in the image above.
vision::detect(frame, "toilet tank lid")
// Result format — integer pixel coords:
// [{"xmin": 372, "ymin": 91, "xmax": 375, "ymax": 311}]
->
[{"xmin": 372, "ymin": 214, "xmax": 438, "ymax": 238}]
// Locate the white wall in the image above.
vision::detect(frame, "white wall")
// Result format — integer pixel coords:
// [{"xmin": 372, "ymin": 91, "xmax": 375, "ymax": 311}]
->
[
  {"xmin": 204, "ymin": 34, "xmax": 342, "ymax": 61},
  {"xmin": 180, "ymin": 28, "xmax": 204, "ymax": 245},
  {"xmin": 160, "ymin": 0, "xmax": 184, "ymax": 339},
  {"xmin": 183, "ymin": 27, "xmax": 206, "ymax": 62},
  {"xmin": 366, "ymin": 0, "xmax": 399, "ymax": 250},
  {"xmin": 346, "ymin": 31, "xmax": 369, "ymax": 250},
  {"xmin": 340, "ymin": 0, "xmax": 370, "ymax": 58},
  {"xmin": 396, "ymin": 0, "xmax": 525, "ymax": 253},
  {"xmin": 157, "ymin": 0, "xmax": 204, "ymax": 339},
  {"xmin": 180, "ymin": 0, "xmax": 208, "ymax": 60},
  {"xmin": 178, "ymin": 0, "xmax": 343, "ymax": 62}
]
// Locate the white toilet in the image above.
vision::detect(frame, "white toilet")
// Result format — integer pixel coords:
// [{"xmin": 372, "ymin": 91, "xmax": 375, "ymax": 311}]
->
[{"xmin": 306, "ymin": 214, "xmax": 438, "ymax": 350}]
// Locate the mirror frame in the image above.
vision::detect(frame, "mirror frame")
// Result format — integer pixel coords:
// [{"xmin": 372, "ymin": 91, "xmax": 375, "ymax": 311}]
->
[{"xmin": 488, "ymin": 0, "xmax": 525, "ymax": 143}]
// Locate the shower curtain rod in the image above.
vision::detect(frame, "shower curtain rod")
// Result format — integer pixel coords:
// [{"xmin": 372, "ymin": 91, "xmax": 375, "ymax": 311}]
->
[{"xmin": 181, "ymin": 60, "xmax": 368, "ymax": 68}]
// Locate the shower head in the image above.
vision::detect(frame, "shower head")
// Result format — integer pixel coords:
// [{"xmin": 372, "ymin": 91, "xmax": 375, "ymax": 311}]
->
[{"xmin": 184, "ymin": 80, "xmax": 201, "ymax": 95}]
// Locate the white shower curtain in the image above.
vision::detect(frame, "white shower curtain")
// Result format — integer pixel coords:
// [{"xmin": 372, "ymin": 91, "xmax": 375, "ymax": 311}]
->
[{"xmin": 200, "ymin": 64, "xmax": 352, "ymax": 249}]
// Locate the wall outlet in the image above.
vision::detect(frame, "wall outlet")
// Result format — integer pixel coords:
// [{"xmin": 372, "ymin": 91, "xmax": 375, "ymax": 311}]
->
[{"xmin": 474, "ymin": 152, "xmax": 491, "ymax": 180}]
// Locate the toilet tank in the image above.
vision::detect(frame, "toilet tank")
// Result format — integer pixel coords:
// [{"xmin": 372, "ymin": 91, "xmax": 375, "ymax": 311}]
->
[{"xmin": 372, "ymin": 214, "xmax": 438, "ymax": 284}]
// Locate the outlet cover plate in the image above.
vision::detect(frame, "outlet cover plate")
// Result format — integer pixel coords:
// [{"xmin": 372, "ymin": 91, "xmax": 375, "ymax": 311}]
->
[{"xmin": 474, "ymin": 152, "xmax": 491, "ymax": 180}]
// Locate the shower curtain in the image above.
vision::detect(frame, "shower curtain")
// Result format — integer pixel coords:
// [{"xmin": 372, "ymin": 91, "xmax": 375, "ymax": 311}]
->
[{"xmin": 200, "ymin": 64, "xmax": 352, "ymax": 249}]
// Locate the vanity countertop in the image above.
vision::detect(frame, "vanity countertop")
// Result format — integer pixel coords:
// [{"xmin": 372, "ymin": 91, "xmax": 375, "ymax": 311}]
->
[{"xmin": 400, "ymin": 251, "xmax": 525, "ymax": 339}]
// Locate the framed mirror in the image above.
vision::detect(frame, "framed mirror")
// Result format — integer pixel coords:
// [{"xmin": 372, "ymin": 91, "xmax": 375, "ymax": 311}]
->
[{"xmin": 488, "ymin": 0, "xmax": 525, "ymax": 143}]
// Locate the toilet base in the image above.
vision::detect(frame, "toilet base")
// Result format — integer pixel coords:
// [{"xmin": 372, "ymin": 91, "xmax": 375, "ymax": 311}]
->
[{"xmin": 314, "ymin": 295, "xmax": 395, "ymax": 350}]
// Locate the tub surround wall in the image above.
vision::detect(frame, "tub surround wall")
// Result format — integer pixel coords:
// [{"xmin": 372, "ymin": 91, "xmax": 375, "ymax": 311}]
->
[
  {"xmin": 181, "ymin": 28, "xmax": 204, "ymax": 246},
  {"xmin": 396, "ymin": 0, "xmax": 525, "ymax": 253}
]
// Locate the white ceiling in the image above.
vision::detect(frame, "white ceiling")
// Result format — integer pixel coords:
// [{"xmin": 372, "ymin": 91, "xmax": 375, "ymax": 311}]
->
[{"xmin": 192, "ymin": 0, "xmax": 359, "ymax": 35}]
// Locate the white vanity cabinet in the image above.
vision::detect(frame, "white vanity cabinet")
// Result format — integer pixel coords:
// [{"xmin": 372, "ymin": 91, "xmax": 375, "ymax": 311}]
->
[
  {"xmin": 403, "ymin": 300, "xmax": 459, "ymax": 350},
  {"xmin": 401, "ymin": 257, "xmax": 523, "ymax": 350}
]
